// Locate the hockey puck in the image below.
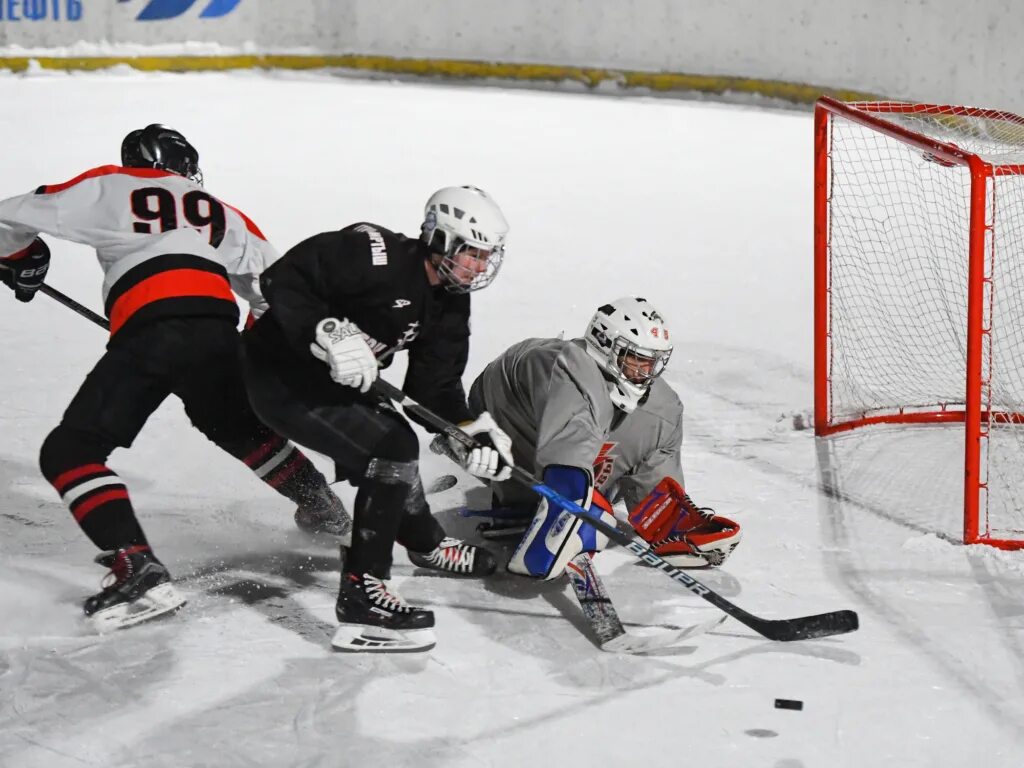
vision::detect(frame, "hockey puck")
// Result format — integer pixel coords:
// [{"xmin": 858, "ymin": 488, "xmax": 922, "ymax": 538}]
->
[{"xmin": 774, "ymin": 699, "xmax": 803, "ymax": 711}]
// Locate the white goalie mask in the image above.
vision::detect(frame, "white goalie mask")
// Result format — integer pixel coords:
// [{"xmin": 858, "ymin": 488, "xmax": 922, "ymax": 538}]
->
[
  {"xmin": 421, "ymin": 185, "xmax": 509, "ymax": 293},
  {"xmin": 584, "ymin": 297, "xmax": 673, "ymax": 412}
]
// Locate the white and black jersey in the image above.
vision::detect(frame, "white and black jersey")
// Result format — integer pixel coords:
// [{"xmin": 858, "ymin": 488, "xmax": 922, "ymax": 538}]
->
[
  {"xmin": 244, "ymin": 223, "xmax": 475, "ymax": 427},
  {"xmin": 0, "ymin": 165, "xmax": 277, "ymax": 337},
  {"xmin": 468, "ymin": 337, "xmax": 686, "ymax": 508}
]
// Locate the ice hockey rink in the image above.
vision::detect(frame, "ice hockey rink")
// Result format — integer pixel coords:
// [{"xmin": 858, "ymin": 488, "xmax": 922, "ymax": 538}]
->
[{"xmin": 1, "ymin": 68, "xmax": 1023, "ymax": 768}]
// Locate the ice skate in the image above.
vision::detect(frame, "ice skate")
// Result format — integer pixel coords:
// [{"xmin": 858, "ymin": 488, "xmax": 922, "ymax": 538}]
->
[
  {"xmin": 84, "ymin": 547, "xmax": 186, "ymax": 632},
  {"xmin": 407, "ymin": 537, "xmax": 497, "ymax": 576},
  {"xmin": 294, "ymin": 485, "xmax": 353, "ymax": 544},
  {"xmin": 332, "ymin": 573, "xmax": 435, "ymax": 652}
]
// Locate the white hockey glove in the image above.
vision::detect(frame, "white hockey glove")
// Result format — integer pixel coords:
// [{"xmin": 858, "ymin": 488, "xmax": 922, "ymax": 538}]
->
[
  {"xmin": 309, "ymin": 317, "xmax": 378, "ymax": 393},
  {"xmin": 451, "ymin": 412, "xmax": 515, "ymax": 481}
]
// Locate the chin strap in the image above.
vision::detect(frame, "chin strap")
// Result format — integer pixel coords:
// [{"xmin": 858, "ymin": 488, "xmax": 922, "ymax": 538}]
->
[{"xmin": 608, "ymin": 378, "xmax": 652, "ymax": 413}]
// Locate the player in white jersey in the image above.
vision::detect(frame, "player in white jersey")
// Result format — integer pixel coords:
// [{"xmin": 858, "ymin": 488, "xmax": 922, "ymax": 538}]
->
[
  {"xmin": 0, "ymin": 124, "xmax": 350, "ymax": 631},
  {"xmin": 466, "ymin": 296, "xmax": 742, "ymax": 577}
]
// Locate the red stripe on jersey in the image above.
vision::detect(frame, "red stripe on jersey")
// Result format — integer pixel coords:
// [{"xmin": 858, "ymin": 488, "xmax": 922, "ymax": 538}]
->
[
  {"xmin": 38, "ymin": 165, "xmax": 178, "ymax": 195},
  {"xmin": 223, "ymin": 202, "xmax": 267, "ymax": 240},
  {"xmin": 108, "ymin": 269, "xmax": 235, "ymax": 335},
  {"xmin": 73, "ymin": 488, "xmax": 130, "ymax": 522},
  {"xmin": 53, "ymin": 463, "xmax": 111, "ymax": 493}
]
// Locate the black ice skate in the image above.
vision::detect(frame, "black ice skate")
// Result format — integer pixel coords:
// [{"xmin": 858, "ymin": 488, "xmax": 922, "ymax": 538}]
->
[
  {"xmin": 294, "ymin": 485, "xmax": 353, "ymax": 544},
  {"xmin": 407, "ymin": 537, "xmax": 498, "ymax": 576},
  {"xmin": 83, "ymin": 546, "xmax": 186, "ymax": 632},
  {"xmin": 331, "ymin": 572, "xmax": 435, "ymax": 653}
]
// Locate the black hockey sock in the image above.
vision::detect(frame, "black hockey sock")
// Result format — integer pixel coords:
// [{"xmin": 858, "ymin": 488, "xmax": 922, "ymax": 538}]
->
[
  {"xmin": 396, "ymin": 476, "xmax": 445, "ymax": 553},
  {"xmin": 40, "ymin": 427, "xmax": 149, "ymax": 551},
  {"xmin": 239, "ymin": 432, "xmax": 332, "ymax": 507},
  {"xmin": 346, "ymin": 459, "xmax": 418, "ymax": 578},
  {"xmin": 48, "ymin": 463, "xmax": 149, "ymax": 550}
]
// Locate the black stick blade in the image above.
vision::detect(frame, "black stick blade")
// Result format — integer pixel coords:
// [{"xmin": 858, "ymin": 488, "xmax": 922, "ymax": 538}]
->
[{"xmin": 754, "ymin": 610, "xmax": 859, "ymax": 642}]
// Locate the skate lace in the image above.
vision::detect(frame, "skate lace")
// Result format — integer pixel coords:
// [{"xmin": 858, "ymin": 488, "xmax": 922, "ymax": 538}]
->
[
  {"xmin": 99, "ymin": 550, "xmax": 134, "ymax": 589},
  {"xmin": 425, "ymin": 537, "xmax": 474, "ymax": 574},
  {"xmin": 363, "ymin": 575, "xmax": 413, "ymax": 613}
]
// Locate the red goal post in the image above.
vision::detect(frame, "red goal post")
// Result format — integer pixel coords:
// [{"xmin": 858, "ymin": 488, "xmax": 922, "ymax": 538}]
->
[{"xmin": 813, "ymin": 95, "xmax": 1024, "ymax": 549}]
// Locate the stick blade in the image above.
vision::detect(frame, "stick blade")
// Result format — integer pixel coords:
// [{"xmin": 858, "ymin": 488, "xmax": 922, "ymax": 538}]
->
[
  {"xmin": 756, "ymin": 609, "xmax": 859, "ymax": 641},
  {"xmin": 601, "ymin": 615, "xmax": 726, "ymax": 654}
]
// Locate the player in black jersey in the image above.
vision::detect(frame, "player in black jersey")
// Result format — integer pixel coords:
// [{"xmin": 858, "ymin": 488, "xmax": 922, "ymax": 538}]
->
[{"xmin": 242, "ymin": 186, "xmax": 515, "ymax": 652}]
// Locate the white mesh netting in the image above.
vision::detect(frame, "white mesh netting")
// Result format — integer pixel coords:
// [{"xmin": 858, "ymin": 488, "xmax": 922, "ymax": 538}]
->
[{"xmin": 824, "ymin": 103, "xmax": 1024, "ymax": 542}]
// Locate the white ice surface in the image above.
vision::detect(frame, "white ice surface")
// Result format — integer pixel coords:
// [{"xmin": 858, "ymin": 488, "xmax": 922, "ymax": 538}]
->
[{"xmin": 1, "ymin": 69, "xmax": 1023, "ymax": 768}]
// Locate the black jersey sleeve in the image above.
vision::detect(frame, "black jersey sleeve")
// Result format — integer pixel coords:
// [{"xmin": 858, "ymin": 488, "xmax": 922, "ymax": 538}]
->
[
  {"xmin": 259, "ymin": 230, "xmax": 367, "ymax": 358},
  {"xmin": 403, "ymin": 292, "xmax": 473, "ymax": 429}
]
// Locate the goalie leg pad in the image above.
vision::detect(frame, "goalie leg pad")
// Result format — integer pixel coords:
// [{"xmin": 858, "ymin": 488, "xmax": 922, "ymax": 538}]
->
[{"xmin": 508, "ymin": 466, "xmax": 613, "ymax": 580}]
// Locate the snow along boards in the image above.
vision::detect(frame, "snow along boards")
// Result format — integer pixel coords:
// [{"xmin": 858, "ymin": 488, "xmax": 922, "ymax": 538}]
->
[{"xmin": 565, "ymin": 553, "xmax": 724, "ymax": 653}]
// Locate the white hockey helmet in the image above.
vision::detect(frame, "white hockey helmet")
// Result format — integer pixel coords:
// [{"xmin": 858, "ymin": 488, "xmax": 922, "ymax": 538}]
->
[
  {"xmin": 584, "ymin": 297, "xmax": 673, "ymax": 412},
  {"xmin": 421, "ymin": 185, "xmax": 509, "ymax": 293}
]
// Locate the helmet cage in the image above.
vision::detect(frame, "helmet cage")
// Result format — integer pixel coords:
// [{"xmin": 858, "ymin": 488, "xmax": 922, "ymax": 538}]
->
[
  {"xmin": 611, "ymin": 337, "xmax": 672, "ymax": 386},
  {"xmin": 435, "ymin": 237, "xmax": 505, "ymax": 293}
]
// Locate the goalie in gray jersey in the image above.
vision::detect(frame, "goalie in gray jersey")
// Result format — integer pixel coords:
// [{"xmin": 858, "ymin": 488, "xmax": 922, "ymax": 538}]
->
[{"xmin": 466, "ymin": 296, "xmax": 741, "ymax": 578}]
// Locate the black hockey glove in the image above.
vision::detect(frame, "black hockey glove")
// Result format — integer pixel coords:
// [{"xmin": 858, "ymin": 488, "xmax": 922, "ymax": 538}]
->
[{"xmin": 0, "ymin": 238, "xmax": 51, "ymax": 303}]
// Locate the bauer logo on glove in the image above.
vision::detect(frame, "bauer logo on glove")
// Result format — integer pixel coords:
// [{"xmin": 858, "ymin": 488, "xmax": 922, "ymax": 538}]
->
[
  {"xmin": 0, "ymin": 237, "xmax": 51, "ymax": 303},
  {"xmin": 628, "ymin": 476, "xmax": 741, "ymax": 568}
]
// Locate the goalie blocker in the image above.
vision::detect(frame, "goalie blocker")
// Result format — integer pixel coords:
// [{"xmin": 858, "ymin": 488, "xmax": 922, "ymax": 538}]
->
[{"xmin": 629, "ymin": 476, "xmax": 741, "ymax": 567}]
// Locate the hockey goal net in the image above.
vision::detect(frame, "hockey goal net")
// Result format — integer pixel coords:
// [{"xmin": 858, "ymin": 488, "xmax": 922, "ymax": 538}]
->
[{"xmin": 814, "ymin": 96, "xmax": 1024, "ymax": 549}]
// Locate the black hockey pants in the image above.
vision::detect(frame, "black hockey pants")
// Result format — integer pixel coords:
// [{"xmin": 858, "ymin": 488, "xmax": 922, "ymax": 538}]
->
[
  {"xmin": 38, "ymin": 316, "xmax": 330, "ymax": 552},
  {"xmin": 241, "ymin": 345, "xmax": 445, "ymax": 578}
]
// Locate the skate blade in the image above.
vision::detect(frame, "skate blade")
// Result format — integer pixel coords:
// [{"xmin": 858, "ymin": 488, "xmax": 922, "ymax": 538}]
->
[
  {"xmin": 331, "ymin": 624, "xmax": 436, "ymax": 653},
  {"xmin": 89, "ymin": 584, "xmax": 187, "ymax": 633}
]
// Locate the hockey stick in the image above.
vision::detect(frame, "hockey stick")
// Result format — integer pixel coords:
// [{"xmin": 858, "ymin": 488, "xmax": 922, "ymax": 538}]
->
[
  {"xmin": 32, "ymin": 288, "xmax": 647, "ymax": 647},
  {"xmin": 42, "ymin": 287, "xmax": 856, "ymax": 642},
  {"xmin": 372, "ymin": 378, "xmax": 859, "ymax": 642},
  {"xmin": 40, "ymin": 284, "xmax": 110, "ymax": 330}
]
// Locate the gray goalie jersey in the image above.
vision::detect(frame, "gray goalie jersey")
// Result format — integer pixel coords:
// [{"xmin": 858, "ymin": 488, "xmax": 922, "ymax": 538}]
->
[{"xmin": 467, "ymin": 337, "xmax": 685, "ymax": 509}]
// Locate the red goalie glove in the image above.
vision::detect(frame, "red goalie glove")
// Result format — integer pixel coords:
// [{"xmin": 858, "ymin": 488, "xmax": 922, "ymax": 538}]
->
[{"xmin": 628, "ymin": 477, "xmax": 741, "ymax": 567}]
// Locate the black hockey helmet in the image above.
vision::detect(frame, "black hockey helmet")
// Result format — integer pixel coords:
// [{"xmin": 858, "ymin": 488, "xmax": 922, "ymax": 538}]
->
[{"xmin": 121, "ymin": 124, "xmax": 202, "ymax": 184}]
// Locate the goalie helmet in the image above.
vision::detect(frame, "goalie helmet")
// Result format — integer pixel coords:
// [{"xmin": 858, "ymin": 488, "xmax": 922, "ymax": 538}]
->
[
  {"xmin": 121, "ymin": 124, "xmax": 203, "ymax": 185},
  {"xmin": 584, "ymin": 296, "xmax": 673, "ymax": 412},
  {"xmin": 421, "ymin": 186, "xmax": 509, "ymax": 293}
]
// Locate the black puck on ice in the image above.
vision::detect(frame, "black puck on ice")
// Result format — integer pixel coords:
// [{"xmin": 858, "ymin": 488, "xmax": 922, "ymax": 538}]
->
[{"xmin": 774, "ymin": 699, "xmax": 804, "ymax": 711}]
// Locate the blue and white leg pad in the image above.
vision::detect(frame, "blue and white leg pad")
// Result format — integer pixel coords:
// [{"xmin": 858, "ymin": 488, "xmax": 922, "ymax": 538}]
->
[{"xmin": 508, "ymin": 465, "xmax": 610, "ymax": 580}]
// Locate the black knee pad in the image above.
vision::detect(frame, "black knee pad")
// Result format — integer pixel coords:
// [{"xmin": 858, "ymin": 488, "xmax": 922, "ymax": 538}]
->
[{"xmin": 39, "ymin": 425, "xmax": 114, "ymax": 482}]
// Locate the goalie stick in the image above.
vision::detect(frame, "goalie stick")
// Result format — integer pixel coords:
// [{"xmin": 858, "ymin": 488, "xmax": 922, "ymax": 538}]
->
[
  {"xmin": 566, "ymin": 553, "xmax": 724, "ymax": 653},
  {"xmin": 371, "ymin": 377, "xmax": 859, "ymax": 642},
  {"xmin": 43, "ymin": 286, "xmax": 858, "ymax": 642}
]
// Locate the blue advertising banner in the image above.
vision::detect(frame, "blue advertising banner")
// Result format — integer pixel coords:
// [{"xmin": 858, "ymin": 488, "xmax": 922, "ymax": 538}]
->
[
  {"xmin": 0, "ymin": 0, "xmax": 83, "ymax": 21},
  {"xmin": 120, "ymin": 0, "xmax": 241, "ymax": 21}
]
